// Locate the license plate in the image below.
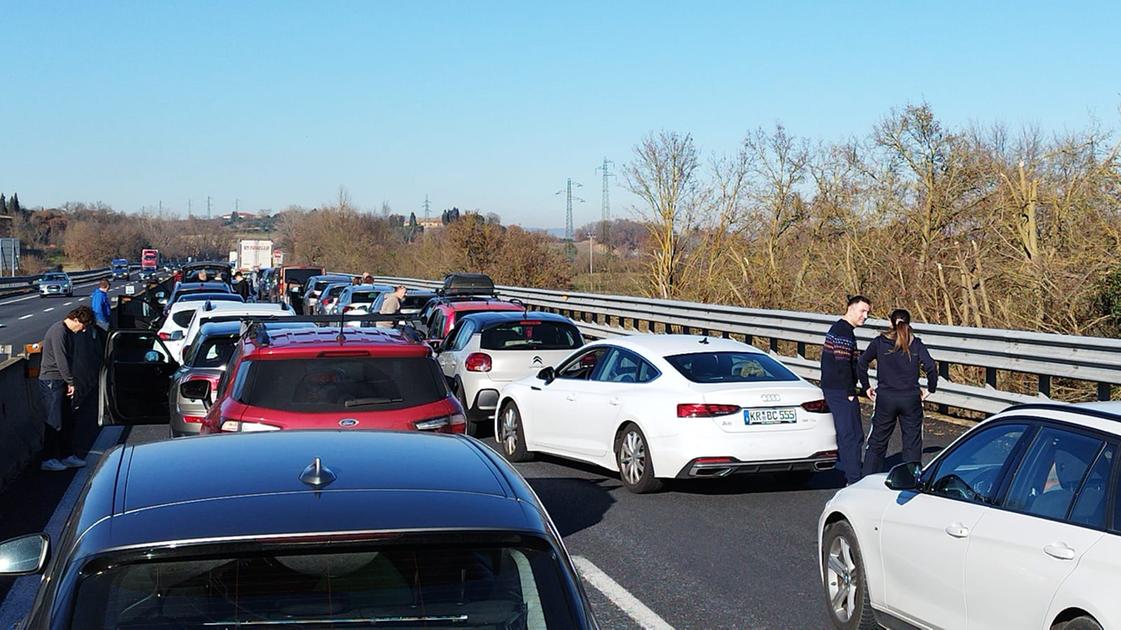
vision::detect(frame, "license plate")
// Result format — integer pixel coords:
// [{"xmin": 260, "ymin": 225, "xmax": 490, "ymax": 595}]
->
[{"xmin": 745, "ymin": 408, "xmax": 798, "ymax": 425}]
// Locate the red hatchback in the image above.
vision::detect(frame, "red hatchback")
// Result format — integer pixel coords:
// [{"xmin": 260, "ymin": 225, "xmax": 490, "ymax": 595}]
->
[
  {"xmin": 191, "ymin": 325, "xmax": 466, "ymax": 434},
  {"xmin": 421, "ymin": 299, "xmax": 526, "ymax": 341}
]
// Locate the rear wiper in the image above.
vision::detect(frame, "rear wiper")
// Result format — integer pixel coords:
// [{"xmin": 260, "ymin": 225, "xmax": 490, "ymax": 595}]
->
[{"xmin": 344, "ymin": 397, "xmax": 403, "ymax": 408}]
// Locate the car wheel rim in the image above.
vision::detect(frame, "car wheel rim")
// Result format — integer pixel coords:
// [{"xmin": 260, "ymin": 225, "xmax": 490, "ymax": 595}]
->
[
  {"xmin": 502, "ymin": 408, "xmax": 518, "ymax": 455},
  {"xmin": 619, "ymin": 430, "xmax": 645, "ymax": 485},
  {"xmin": 826, "ymin": 535, "xmax": 859, "ymax": 622}
]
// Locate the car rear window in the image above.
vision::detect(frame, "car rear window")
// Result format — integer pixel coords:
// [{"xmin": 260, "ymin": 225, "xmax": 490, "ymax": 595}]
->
[
  {"xmin": 237, "ymin": 356, "xmax": 447, "ymax": 412},
  {"xmin": 481, "ymin": 321, "xmax": 583, "ymax": 351},
  {"xmin": 179, "ymin": 294, "xmax": 243, "ymax": 304},
  {"xmin": 665, "ymin": 351, "xmax": 800, "ymax": 383},
  {"xmin": 71, "ymin": 540, "xmax": 579, "ymax": 629},
  {"xmin": 283, "ymin": 268, "xmax": 323, "ymax": 285},
  {"xmin": 171, "ymin": 311, "xmax": 196, "ymax": 328},
  {"xmin": 349, "ymin": 290, "xmax": 382, "ymax": 304}
]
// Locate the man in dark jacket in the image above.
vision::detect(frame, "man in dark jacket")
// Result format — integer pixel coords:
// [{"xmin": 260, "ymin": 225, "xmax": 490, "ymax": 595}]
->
[
  {"xmin": 232, "ymin": 271, "xmax": 251, "ymax": 300},
  {"xmin": 38, "ymin": 306, "xmax": 95, "ymax": 471},
  {"xmin": 820, "ymin": 295, "xmax": 871, "ymax": 485}
]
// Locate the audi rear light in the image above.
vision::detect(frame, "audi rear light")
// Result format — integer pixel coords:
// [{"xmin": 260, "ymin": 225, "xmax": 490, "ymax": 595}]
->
[
  {"xmin": 801, "ymin": 399, "xmax": 830, "ymax": 413},
  {"xmin": 677, "ymin": 403, "xmax": 742, "ymax": 418},
  {"xmin": 465, "ymin": 352, "xmax": 492, "ymax": 372},
  {"xmin": 158, "ymin": 332, "xmax": 171, "ymax": 341}
]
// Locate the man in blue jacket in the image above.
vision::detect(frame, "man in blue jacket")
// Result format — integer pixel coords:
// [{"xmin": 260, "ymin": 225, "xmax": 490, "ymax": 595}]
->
[
  {"xmin": 820, "ymin": 295, "xmax": 871, "ymax": 486},
  {"xmin": 91, "ymin": 279, "xmax": 111, "ymax": 330}
]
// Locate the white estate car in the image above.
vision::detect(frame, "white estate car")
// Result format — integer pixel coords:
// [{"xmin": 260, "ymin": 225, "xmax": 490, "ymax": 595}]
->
[
  {"xmin": 175, "ymin": 301, "xmax": 293, "ymax": 363},
  {"xmin": 436, "ymin": 310, "xmax": 584, "ymax": 436},
  {"xmin": 156, "ymin": 295, "xmax": 245, "ymax": 359},
  {"xmin": 818, "ymin": 402, "xmax": 1121, "ymax": 630},
  {"xmin": 495, "ymin": 334, "xmax": 838, "ymax": 493}
]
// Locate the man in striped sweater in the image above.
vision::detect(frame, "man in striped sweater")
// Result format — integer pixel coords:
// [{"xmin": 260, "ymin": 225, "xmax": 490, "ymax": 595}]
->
[{"xmin": 820, "ymin": 295, "xmax": 871, "ymax": 485}]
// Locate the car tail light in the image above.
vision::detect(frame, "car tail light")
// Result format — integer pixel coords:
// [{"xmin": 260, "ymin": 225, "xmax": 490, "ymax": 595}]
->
[
  {"xmin": 465, "ymin": 353, "xmax": 492, "ymax": 372},
  {"xmin": 182, "ymin": 415, "xmax": 205, "ymax": 424},
  {"xmin": 343, "ymin": 305, "xmax": 356, "ymax": 313},
  {"xmin": 220, "ymin": 420, "xmax": 279, "ymax": 432},
  {"xmin": 694, "ymin": 457, "xmax": 735, "ymax": 464},
  {"xmin": 801, "ymin": 399, "xmax": 830, "ymax": 413},
  {"xmin": 158, "ymin": 332, "xmax": 171, "ymax": 341},
  {"xmin": 677, "ymin": 403, "xmax": 742, "ymax": 418},
  {"xmin": 414, "ymin": 413, "xmax": 467, "ymax": 432}
]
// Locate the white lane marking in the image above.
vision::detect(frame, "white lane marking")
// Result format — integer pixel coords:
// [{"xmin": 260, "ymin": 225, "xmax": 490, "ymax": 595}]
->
[
  {"xmin": 79, "ymin": 297, "xmax": 87, "ymax": 301},
  {"xmin": 0, "ymin": 278, "xmax": 104, "ymax": 307},
  {"xmin": 18, "ymin": 314, "xmax": 33, "ymax": 320},
  {"xmin": 43, "ymin": 307, "xmax": 54, "ymax": 312},
  {"xmin": 572, "ymin": 556, "xmax": 674, "ymax": 630},
  {"xmin": 64, "ymin": 301, "xmax": 73, "ymax": 306}
]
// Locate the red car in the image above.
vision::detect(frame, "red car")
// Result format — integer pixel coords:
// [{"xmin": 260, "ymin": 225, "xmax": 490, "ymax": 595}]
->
[
  {"xmin": 420, "ymin": 299, "xmax": 526, "ymax": 341},
  {"xmin": 186, "ymin": 324, "xmax": 466, "ymax": 434}
]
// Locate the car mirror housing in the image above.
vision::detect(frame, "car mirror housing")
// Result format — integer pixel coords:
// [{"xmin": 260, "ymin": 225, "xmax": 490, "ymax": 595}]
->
[
  {"xmin": 180, "ymin": 380, "xmax": 212, "ymax": 404},
  {"xmin": 0, "ymin": 533, "xmax": 50, "ymax": 576},
  {"xmin": 537, "ymin": 366, "xmax": 555, "ymax": 384},
  {"xmin": 885, "ymin": 462, "xmax": 923, "ymax": 491}
]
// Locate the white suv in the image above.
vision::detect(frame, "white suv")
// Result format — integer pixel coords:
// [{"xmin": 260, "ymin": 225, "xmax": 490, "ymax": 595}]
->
[
  {"xmin": 818, "ymin": 402, "xmax": 1120, "ymax": 630},
  {"xmin": 436, "ymin": 311, "xmax": 584, "ymax": 436}
]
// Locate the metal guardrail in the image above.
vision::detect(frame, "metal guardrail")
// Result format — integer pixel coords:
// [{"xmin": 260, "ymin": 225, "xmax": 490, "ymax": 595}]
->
[
  {"xmin": 374, "ymin": 275, "xmax": 1120, "ymax": 416},
  {"xmin": 0, "ymin": 267, "xmax": 117, "ymax": 293}
]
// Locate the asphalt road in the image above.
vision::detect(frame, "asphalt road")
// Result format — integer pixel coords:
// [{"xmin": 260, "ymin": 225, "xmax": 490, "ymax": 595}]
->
[
  {"xmin": 0, "ymin": 409, "xmax": 968, "ymax": 628},
  {"xmin": 0, "ymin": 278, "xmax": 144, "ymax": 357}
]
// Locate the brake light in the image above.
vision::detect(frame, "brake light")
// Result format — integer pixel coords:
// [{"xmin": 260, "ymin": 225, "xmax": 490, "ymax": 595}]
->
[
  {"xmin": 158, "ymin": 332, "xmax": 171, "ymax": 341},
  {"xmin": 343, "ymin": 305, "xmax": 356, "ymax": 313},
  {"xmin": 182, "ymin": 415, "xmax": 205, "ymax": 424},
  {"xmin": 220, "ymin": 419, "xmax": 241, "ymax": 432},
  {"xmin": 465, "ymin": 352, "xmax": 492, "ymax": 372},
  {"xmin": 801, "ymin": 399, "xmax": 830, "ymax": 413},
  {"xmin": 677, "ymin": 403, "xmax": 742, "ymax": 418},
  {"xmin": 694, "ymin": 457, "xmax": 735, "ymax": 464},
  {"xmin": 414, "ymin": 413, "xmax": 467, "ymax": 432}
]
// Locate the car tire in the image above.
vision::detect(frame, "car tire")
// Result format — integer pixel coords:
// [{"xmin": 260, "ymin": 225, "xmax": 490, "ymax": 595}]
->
[
  {"xmin": 497, "ymin": 402, "xmax": 532, "ymax": 462},
  {"xmin": 455, "ymin": 383, "xmax": 482, "ymax": 437},
  {"xmin": 615, "ymin": 423, "xmax": 662, "ymax": 494},
  {"xmin": 1060, "ymin": 616, "xmax": 1103, "ymax": 630},
  {"xmin": 821, "ymin": 520, "xmax": 876, "ymax": 630}
]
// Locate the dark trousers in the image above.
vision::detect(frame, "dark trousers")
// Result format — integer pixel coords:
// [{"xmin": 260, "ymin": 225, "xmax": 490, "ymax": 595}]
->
[
  {"xmin": 823, "ymin": 389, "xmax": 864, "ymax": 484},
  {"xmin": 862, "ymin": 390, "xmax": 924, "ymax": 476},
  {"xmin": 38, "ymin": 380, "xmax": 77, "ymax": 461}
]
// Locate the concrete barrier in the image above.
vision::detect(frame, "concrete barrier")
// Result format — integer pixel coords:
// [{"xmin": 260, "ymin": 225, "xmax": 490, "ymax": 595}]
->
[{"xmin": 0, "ymin": 357, "xmax": 44, "ymax": 491}]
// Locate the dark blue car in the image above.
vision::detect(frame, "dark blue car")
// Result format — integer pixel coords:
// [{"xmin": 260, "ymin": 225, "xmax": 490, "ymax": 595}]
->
[{"xmin": 0, "ymin": 431, "xmax": 597, "ymax": 628}]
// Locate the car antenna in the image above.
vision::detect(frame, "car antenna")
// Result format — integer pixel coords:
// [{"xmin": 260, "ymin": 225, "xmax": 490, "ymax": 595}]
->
[
  {"xmin": 337, "ymin": 311, "xmax": 346, "ymax": 344},
  {"xmin": 699, "ymin": 337, "xmax": 709, "ymax": 344},
  {"xmin": 299, "ymin": 457, "xmax": 336, "ymax": 489}
]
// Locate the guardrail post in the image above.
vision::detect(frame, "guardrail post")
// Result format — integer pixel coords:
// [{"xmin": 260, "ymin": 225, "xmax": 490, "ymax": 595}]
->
[
  {"xmin": 1099, "ymin": 382, "xmax": 1112, "ymax": 401},
  {"xmin": 1038, "ymin": 374, "xmax": 1051, "ymax": 398},
  {"xmin": 938, "ymin": 362, "xmax": 951, "ymax": 414},
  {"xmin": 985, "ymin": 367, "xmax": 997, "ymax": 389},
  {"xmin": 769, "ymin": 337, "xmax": 779, "ymax": 352},
  {"xmin": 797, "ymin": 341, "xmax": 806, "ymax": 359}
]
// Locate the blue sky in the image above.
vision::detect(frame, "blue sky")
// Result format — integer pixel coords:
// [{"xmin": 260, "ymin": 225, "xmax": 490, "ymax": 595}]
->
[{"xmin": 2, "ymin": 1, "xmax": 1118, "ymax": 228}]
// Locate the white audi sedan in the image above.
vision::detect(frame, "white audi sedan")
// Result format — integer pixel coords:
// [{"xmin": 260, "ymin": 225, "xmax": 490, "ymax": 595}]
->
[
  {"xmin": 495, "ymin": 334, "xmax": 838, "ymax": 493},
  {"xmin": 818, "ymin": 402, "xmax": 1120, "ymax": 630}
]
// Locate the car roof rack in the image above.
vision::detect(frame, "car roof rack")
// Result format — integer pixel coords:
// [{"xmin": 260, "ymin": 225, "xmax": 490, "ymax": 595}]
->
[{"xmin": 234, "ymin": 313, "xmax": 426, "ymax": 346}]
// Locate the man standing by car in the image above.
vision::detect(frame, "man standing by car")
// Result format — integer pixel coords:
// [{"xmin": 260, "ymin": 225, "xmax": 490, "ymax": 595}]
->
[
  {"xmin": 377, "ymin": 285, "xmax": 407, "ymax": 328},
  {"xmin": 232, "ymin": 271, "xmax": 251, "ymax": 301},
  {"xmin": 91, "ymin": 279, "xmax": 111, "ymax": 330},
  {"xmin": 38, "ymin": 306, "xmax": 95, "ymax": 471},
  {"xmin": 820, "ymin": 295, "xmax": 871, "ymax": 486}
]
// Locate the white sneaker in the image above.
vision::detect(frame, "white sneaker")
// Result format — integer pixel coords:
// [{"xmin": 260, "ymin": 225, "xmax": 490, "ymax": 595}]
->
[
  {"xmin": 61, "ymin": 456, "xmax": 87, "ymax": 469},
  {"xmin": 41, "ymin": 459, "xmax": 67, "ymax": 472}
]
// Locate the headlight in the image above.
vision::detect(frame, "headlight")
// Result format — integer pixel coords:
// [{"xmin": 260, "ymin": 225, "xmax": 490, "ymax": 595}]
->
[{"xmin": 220, "ymin": 420, "xmax": 281, "ymax": 432}]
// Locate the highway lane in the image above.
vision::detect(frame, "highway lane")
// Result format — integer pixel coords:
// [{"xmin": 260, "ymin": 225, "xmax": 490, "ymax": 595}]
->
[
  {"xmin": 0, "ymin": 278, "xmax": 144, "ymax": 358},
  {"xmin": 0, "ymin": 410, "xmax": 967, "ymax": 628}
]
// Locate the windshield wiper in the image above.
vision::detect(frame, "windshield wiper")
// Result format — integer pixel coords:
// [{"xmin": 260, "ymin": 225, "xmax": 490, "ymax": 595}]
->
[{"xmin": 344, "ymin": 397, "xmax": 403, "ymax": 408}]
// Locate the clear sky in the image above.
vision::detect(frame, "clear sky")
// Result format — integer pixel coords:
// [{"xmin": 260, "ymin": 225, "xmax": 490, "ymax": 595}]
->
[{"xmin": 2, "ymin": 1, "xmax": 1118, "ymax": 228}]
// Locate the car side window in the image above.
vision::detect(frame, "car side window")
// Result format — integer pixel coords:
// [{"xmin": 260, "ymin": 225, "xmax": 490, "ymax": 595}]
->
[
  {"xmin": 451, "ymin": 321, "xmax": 476, "ymax": 351},
  {"xmin": 1003, "ymin": 427, "xmax": 1105, "ymax": 522},
  {"xmin": 927, "ymin": 423, "xmax": 1029, "ymax": 505},
  {"xmin": 1069, "ymin": 444, "xmax": 1114, "ymax": 529},
  {"xmin": 216, "ymin": 350, "xmax": 240, "ymax": 398},
  {"xmin": 595, "ymin": 349, "xmax": 660, "ymax": 384},
  {"xmin": 557, "ymin": 347, "xmax": 610, "ymax": 381},
  {"xmin": 430, "ymin": 311, "xmax": 446, "ymax": 338}
]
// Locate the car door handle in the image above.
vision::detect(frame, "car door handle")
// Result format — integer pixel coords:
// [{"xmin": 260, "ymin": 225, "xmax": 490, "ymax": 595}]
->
[
  {"xmin": 944, "ymin": 524, "xmax": 970, "ymax": 539},
  {"xmin": 1043, "ymin": 543, "xmax": 1076, "ymax": 561},
  {"xmin": 565, "ymin": 394, "xmax": 576, "ymax": 402},
  {"xmin": 609, "ymin": 398, "xmax": 621, "ymax": 406}
]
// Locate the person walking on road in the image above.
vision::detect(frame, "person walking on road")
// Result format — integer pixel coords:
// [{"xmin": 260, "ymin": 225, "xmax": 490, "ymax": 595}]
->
[
  {"xmin": 38, "ymin": 306, "xmax": 95, "ymax": 472},
  {"xmin": 820, "ymin": 295, "xmax": 871, "ymax": 486},
  {"xmin": 376, "ymin": 285, "xmax": 407, "ymax": 328},
  {"xmin": 91, "ymin": 279, "xmax": 111, "ymax": 330},
  {"xmin": 859, "ymin": 308, "xmax": 938, "ymax": 475}
]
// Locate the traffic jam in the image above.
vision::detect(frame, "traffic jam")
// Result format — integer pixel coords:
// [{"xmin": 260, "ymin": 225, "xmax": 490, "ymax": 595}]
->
[{"xmin": 2, "ymin": 261, "xmax": 1119, "ymax": 629}]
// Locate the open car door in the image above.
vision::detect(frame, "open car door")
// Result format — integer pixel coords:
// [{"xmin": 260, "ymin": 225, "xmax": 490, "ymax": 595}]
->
[{"xmin": 100, "ymin": 329, "xmax": 179, "ymax": 425}]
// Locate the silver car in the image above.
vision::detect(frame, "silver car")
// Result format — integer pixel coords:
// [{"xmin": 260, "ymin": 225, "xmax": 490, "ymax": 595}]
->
[
  {"xmin": 168, "ymin": 321, "xmax": 241, "ymax": 437},
  {"xmin": 38, "ymin": 272, "xmax": 73, "ymax": 298},
  {"xmin": 435, "ymin": 311, "xmax": 584, "ymax": 436}
]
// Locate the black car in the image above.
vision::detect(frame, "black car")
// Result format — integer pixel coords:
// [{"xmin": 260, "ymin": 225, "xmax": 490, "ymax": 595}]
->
[
  {"xmin": 164, "ymin": 281, "xmax": 234, "ymax": 314},
  {"xmin": 0, "ymin": 431, "xmax": 597, "ymax": 628}
]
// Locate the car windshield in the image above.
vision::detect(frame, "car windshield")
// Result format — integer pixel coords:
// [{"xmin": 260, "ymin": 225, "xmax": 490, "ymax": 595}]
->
[
  {"xmin": 43, "ymin": 274, "xmax": 67, "ymax": 281},
  {"xmin": 70, "ymin": 540, "xmax": 579, "ymax": 629},
  {"xmin": 238, "ymin": 356, "xmax": 446, "ymax": 412},
  {"xmin": 665, "ymin": 351, "xmax": 800, "ymax": 384},
  {"xmin": 480, "ymin": 321, "xmax": 583, "ymax": 351}
]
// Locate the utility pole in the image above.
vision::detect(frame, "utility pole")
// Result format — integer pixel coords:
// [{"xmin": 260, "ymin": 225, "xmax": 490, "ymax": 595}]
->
[
  {"xmin": 555, "ymin": 179, "xmax": 584, "ymax": 260},
  {"xmin": 596, "ymin": 157, "xmax": 614, "ymax": 241},
  {"xmin": 188, "ymin": 199, "xmax": 192, "ymax": 219},
  {"xmin": 207, "ymin": 196, "xmax": 212, "ymax": 220},
  {"xmin": 235, "ymin": 198, "xmax": 240, "ymax": 214},
  {"xmin": 423, "ymin": 195, "xmax": 431, "ymax": 221}
]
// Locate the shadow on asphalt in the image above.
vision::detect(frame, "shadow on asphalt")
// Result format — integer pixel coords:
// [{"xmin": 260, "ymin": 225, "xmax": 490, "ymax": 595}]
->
[
  {"xmin": 666, "ymin": 469, "xmax": 848, "ymax": 496},
  {"xmin": 527, "ymin": 476, "xmax": 618, "ymax": 537}
]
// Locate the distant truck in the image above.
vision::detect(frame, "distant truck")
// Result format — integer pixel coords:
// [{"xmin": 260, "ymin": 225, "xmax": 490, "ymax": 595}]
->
[
  {"xmin": 140, "ymin": 249, "xmax": 159, "ymax": 279},
  {"xmin": 237, "ymin": 239, "xmax": 273, "ymax": 271},
  {"xmin": 111, "ymin": 258, "xmax": 130, "ymax": 280}
]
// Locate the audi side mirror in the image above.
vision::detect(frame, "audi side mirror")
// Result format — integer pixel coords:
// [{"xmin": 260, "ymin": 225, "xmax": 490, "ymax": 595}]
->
[
  {"xmin": 885, "ymin": 462, "xmax": 923, "ymax": 491},
  {"xmin": 0, "ymin": 533, "xmax": 50, "ymax": 576},
  {"xmin": 537, "ymin": 367, "xmax": 555, "ymax": 384}
]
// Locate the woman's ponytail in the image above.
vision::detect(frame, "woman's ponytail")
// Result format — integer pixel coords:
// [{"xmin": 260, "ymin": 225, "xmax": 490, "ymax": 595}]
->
[{"xmin": 887, "ymin": 308, "xmax": 913, "ymax": 358}]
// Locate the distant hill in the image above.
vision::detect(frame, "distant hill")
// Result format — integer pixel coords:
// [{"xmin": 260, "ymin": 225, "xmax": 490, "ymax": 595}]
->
[{"xmin": 523, "ymin": 227, "xmax": 568, "ymax": 239}]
